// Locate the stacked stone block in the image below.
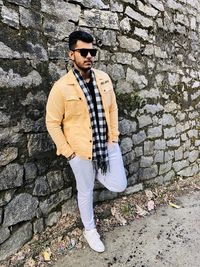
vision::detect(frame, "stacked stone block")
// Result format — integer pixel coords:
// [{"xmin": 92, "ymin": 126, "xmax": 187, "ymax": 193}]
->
[{"xmin": 0, "ymin": 0, "xmax": 199, "ymax": 260}]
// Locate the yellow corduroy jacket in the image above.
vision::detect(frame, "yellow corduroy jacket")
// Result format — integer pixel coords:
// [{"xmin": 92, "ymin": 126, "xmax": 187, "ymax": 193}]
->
[{"xmin": 46, "ymin": 68, "xmax": 119, "ymax": 160}]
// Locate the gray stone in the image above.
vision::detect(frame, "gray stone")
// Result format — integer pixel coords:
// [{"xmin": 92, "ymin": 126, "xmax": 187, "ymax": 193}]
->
[
  {"xmin": 72, "ymin": 0, "xmax": 109, "ymax": 9},
  {"xmin": 118, "ymin": 36, "xmax": 140, "ymax": 52},
  {"xmin": 127, "ymin": 173, "xmax": 138, "ymax": 185},
  {"xmin": 48, "ymin": 42, "xmax": 68, "ymax": 60},
  {"xmin": 0, "ymin": 190, "xmax": 15, "ymax": 207},
  {"xmin": 173, "ymin": 160, "xmax": 189, "ymax": 172},
  {"xmin": 148, "ymin": 126, "xmax": 162, "ymax": 139},
  {"xmin": 79, "ymin": 10, "xmax": 119, "ymax": 29},
  {"xmin": 175, "ymin": 147, "xmax": 184, "ymax": 161},
  {"xmin": 49, "ymin": 62, "xmax": 66, "ymax": 80},
  {"xmin": 24, "ymin": 162, "xmax": 38, "ymax": 181},
  {"xmin": 195, "ymin": 140, "xmax": 200, "ymax": 146},
  {"xmin": 45, "ymin": 211, "xmax": 61, "ymax": 227},
  {"xmin": 189, "ymin": 150, "xmax": 199, "ymax": 163},
  {"xmin": 115, "ymin": 80, "xmax": 134, "ymax": 94},
  {"xmin": 107, "ymin": 64, "xmax": 125, "ymax": 81},
  {"xmin": 120, "ymin": 137, "xmax": 133, "ymax": 154},
  {"xmin": 138, "ymin": 1, "xmax": 159, "ymax": 16},
  {"xmin": 115, "ymin": 52, "xmax": 132, "ymax": 65},
  {"xmin": 1, "ymin": 6, "xmax": 19, "ymax": 29},
  {"xmin": 33, "ymin": 218, "xmax": 44, "ymax": 234},
  {"xmin": 160, "ymin": 114, "xmax": 176, "ymax": 126},
  {"xmin": 123, "ymin": 151, "xmax": 135, "ymax": 165},
  {"xmin": 0, "ymin": 147, "xmax": 18, "ymax": 167},
  {"xmin": 132, "ymin": 130, "xmax": 146, "ymax": 145},
  {"xmin": 155, "ymin": 140, "xmax": 166, "ymax": 150},
  {"xmin": 177, "ymin": 164, "xmax": 199, "ymax": 177},
  {"xmin": 125, "ymin": 6, "xmax": 153, "ymax": 27},
  {"xmin": 19, "ymin": 6, "xmax": 42, "ymax": 29},
  {"xmin": 144, "ymin": 141, "xmax": 154, "ymax": 155},
  {"xmin": 33, "ymin": 176, "xmax": 50, "ymax": 196},
  {"xmin": 7, "ymin": 0, "xmax": 31, "ymax": 7},
  {"xmin": 0, "ymin": 42, "xmax": 21, "ymax": 59},
  {"xmin": 159, "ymin": 161, "xmax": 172, "ymax": 175},
  {"xmin": 0, "ymin": 227, "xmax": 10, "ymax": 245},
  {"xmin": 164, "ymin": 170, "xmax": 175, "ymax": 183},
  {"xmin": 3, "ymin": 193, "xmax": 38, "ymax": 226},
  {"xmin": 167, "ymin": 138, "xmax": 181, "ymax": 147},
  {"xmin": 43, "ymin": 18, "xmax": 75, "ymax": 40},
  {"xmin": 164, "ymin": 150, "xmax": 175, "ymax": 162},
  {"xmin": 139, "ymin": 165, "xmax": 158, "ymax": 180},
  {"xmin": 0, "ymin": 68, "xmax": 42, "ymax": 89},
  {"xmin": 119, "ymin": 119, "xmax": 137, "ymax": 135},
  {"xmin": 0, "ymin": 112, "xmax": 10, "ymax": 126},
  {"xmin": 148, "ymin": 0, "xmax": 164, "ymax": 11},
  {"xmin": 120, "ymin": 17, "xmax": 131, "ymax": 33},
  {"xmin": 27, "ymin": 133, "xmax": 54, "ymax": 158},
  {"xmin": 134, "ymin": 147, "xmax": 143, "ymax": 157},
  {"xmin": 39, "ymin": 188, "xmax": 72, "ymax": 215},
  {"xmin": 101, "ymin": 30, "xmax": 117, "ymax": 46},
  {"xmin": 62, "ymin": 196, "xmax": 78, "ymax": 216},
  {"xmin": 47, "ymin": 170, "xmax": 64, "ymax": 193},
  {"xmin": 154, "ymin": 150, "xmax": 164, "ymax": 163},
  {"xmin": 187, "ymin": 129, "xmax": 198, "ymax": 138},
  {"xmin": 134, "ymin": 27, "xmax": 149, "ymax": 40},
  {"xmin": 138, "ymin": 115, "xmax": 152, "ymax": 128},
  {"xmin": 94, "ymin": 190, "xmax": 118, "ymax": 202},
  {"xmin": 41, "ymin": 0, "xmax": 81, "ymax": 21},
  {"xmin": 0, "ymin": 127, "xmax": 22, "ymax": 146},
  {"xmin": 128, "ymin": 161, "xmax": 139, "ymax": 174},
  {"xmin": 140, "ymin": 156, "xmax": 153, "ymax": 168},
  {"xmin": 0, "ymin": 222, "xmax": 32, "ymax": 261},
  {"xmin": 126, "ymin": 68, "xmax": 148, "ymax": 89},
  {"xmin": 23, "ymin": 42, "xmax": 48, "ymax": 62},
  {"xmin": 124, "ymin": 183, "xmax": 143, "ymax": 195},
  {"xmin": 110, "ymin": 0, "xmax": 123, "ymax": 12},
  {"xmin": 0, "ymin": 164, "xmax": 23, "ymax": 191}
]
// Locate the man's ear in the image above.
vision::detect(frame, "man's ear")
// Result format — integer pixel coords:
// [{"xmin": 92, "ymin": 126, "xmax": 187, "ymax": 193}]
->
[{"xmin": 68, "ymin": 51, "xmax": 74, "ymax": 61}]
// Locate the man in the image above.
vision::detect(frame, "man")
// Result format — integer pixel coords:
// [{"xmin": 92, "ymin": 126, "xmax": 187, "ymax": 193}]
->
[{"xmin": 46, "ymin": 30, "xmax": 127, "ymax": 252}]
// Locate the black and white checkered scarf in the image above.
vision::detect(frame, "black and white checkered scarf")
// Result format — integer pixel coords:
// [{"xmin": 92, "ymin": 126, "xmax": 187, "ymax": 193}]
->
[{"xmin": 73, "ymin": 68, "xmax": 109, "ymax": 174}]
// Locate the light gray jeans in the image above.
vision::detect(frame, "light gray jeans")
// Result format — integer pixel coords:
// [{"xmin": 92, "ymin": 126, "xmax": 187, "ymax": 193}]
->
[{"xmin": 69, "ymin": 143, "xmax": 127, "ymax": 230}]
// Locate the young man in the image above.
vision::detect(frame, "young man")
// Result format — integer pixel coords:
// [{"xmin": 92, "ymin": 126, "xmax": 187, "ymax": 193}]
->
[{"xmin": 46, "ymin": 30, "xmax": 127, "ymax": 252}]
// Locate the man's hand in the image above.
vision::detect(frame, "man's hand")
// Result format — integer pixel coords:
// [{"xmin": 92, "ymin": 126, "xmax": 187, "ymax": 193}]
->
[{"xmin": 67, "ymin": 152, "xmax": 76, "ymax": 161}]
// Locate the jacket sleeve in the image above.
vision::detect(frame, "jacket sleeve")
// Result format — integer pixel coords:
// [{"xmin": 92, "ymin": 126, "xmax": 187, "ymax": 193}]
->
[
  {"xmin": 108, "ymin": 78, "xmax": 119, "ymax": 142},
  {"xmin": 45, "ymin": 84, "xmax": 74, "ymax": 158}
]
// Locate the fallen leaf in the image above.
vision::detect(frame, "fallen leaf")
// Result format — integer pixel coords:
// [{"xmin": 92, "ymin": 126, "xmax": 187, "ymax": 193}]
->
[
  {"xmin": 111, "ymin": 207, "xmax": 127, "ymax": 225},
  {"xmin": 42, "ymin": 248, "xmax": 51, "ymax": 261},
  {"xmin": 135, "ymin": 205, "xmax": 149, "ymax": 216},
  {"xmin": 145, "ymin": 189, "xmax": 153, "ymax": 200},
  {"xmin": 147, "ymin": 200, "xmax": 155, "ymax": 211},
  {"xmin": 169, "ymin": 201, "xmax": 181, "ymax": 209}
]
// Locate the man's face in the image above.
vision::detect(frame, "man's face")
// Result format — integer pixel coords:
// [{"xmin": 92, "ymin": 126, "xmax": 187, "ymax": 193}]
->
[{"xmin": 69, "ymin": 40, "xmax": 96, "ymax": 72}]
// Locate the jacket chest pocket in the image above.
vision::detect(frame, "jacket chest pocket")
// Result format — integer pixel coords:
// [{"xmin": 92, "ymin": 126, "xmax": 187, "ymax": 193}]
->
[
  {"xmin": 101, "ymin": 85, "xmax": 112, "ymax": 108},
  {"xmin": 65, "ymin": 95, "xmax": 86, "ymax": 116}
]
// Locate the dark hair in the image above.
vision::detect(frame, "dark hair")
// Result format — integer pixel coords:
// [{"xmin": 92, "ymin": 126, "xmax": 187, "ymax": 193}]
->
[{"xmin": 69, "ymin": 30, "xmax": 94, "ymax": 50}]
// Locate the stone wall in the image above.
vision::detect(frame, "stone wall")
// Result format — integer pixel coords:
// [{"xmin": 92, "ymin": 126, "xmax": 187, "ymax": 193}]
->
[{"xmin": 0, "ymin": 0, "xmax": 200, "ymax": 260}]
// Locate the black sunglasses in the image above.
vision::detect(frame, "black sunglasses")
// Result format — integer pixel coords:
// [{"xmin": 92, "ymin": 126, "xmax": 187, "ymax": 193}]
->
[{"xmin": 72, "ymin": 48, "xmax": 97, "ymax": 57}]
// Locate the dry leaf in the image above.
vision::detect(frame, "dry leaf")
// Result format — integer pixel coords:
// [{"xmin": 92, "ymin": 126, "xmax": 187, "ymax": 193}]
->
[
  {"xmin": 147, "ymin": 200, "xmax": 155, "ymax": 211},
  {"xmin": 42, "ymin": 248, "xmax": 51, "ymax": 261},
  {"xmin": 169, "ymin": 201, "xmax": 181, "ymax": 209},
  {"xmin": 111, "ymin": 207, "xmax": 127, "ymax": 225},
  {"xmin": 135, "ymin": 205, "xmax": 149, "ymax": 216},
  {"xmin": 24, "ymin": 257, "xmax": 36, "ymax": 267},
  {"xmin": 145, "ymin": 189, "xmax": 153, "ymax": 200}
]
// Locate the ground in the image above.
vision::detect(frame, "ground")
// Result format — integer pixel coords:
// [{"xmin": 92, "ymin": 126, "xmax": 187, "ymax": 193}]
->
[{"xmin": 1, "ymin": 175, "xmax": 200, "ymax": 267}]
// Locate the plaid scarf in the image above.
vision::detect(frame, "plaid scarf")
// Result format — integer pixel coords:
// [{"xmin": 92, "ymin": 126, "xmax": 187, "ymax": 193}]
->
[{"xmin": 73, "ymin": 68, "xmax": 109, "ymax": 174}]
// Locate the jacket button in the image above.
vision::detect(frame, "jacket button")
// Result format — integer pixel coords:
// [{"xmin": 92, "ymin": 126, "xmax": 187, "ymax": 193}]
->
[
  {"xmin": 79, "ymin": 97, "xmax": 82, "ymax": 100},
  {"xmin": 89, "ymin": 140, "xmax": 92, "ymax": 143},
  {"xmin": 88, "ymin": 157, "xmax": 91, "ymax": 160}
]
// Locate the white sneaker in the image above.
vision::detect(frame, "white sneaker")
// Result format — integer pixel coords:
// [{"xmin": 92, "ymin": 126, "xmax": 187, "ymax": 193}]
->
[{"xmin": 83, "ymin": 228, "xmax": 105, "ymax": 253}]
